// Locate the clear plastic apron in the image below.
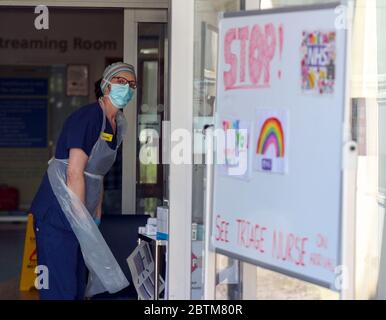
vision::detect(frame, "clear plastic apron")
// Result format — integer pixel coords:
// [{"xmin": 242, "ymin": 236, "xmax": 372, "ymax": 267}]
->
[{"xmin": 47, "ymin": 103, "xmax": 129, "ymax": 297}]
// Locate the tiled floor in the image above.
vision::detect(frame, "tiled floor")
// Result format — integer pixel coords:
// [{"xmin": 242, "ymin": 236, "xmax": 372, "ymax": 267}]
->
[
  {"xmin": 0, "ymin": 222, "xmax": 38, "ymax": 300},
  {"xmin": 0, "ymin": 277, "xmax": 38, "ymax": 300}
]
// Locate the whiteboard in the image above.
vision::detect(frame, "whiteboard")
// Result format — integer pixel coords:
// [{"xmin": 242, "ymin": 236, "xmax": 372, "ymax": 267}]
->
[{"xmin": 211, "ymin": 4, "xmax": 348, "ymax": 290}]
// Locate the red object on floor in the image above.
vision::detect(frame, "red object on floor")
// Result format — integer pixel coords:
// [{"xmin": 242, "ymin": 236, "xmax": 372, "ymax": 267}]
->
[{"xmin": 0, "ymin": 185, "xmax": 19, "ymax": 211}]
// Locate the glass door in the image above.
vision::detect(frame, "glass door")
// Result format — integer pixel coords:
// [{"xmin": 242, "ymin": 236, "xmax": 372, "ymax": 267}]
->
[
  {"xmin": 136, "ymin": 23, "xmax": 167, "ymax": 216},
  {"xmin": 122, "ymin": 9, "xmax": 168, "ymax": 215}
]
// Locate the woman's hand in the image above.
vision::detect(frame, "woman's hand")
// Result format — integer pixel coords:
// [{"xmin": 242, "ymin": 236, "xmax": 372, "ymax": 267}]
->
[
  {"xmin": 94, "ymin": 216, "xmax": 101, "ymax": 227},
  {"xmin": 94, "ymin": 184, "xmax": 104, "ymax": 227}
]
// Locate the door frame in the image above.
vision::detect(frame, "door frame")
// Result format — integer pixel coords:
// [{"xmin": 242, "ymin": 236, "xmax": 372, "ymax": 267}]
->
[
  {"xmin": 122, "ymin": 8, "xmax": 168, "ymax": 214},
  {"xmin": 168, "ymin": 0, "xmax": 194, "ymax": 299}
]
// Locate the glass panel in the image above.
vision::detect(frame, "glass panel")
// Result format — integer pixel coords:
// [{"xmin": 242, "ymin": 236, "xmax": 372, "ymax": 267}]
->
[
  {"xmin": 215, "ymin": 254, "xmax": 241, "ymax": 300},
  {"xmin": 139, "ymin": 61, "xmax": 159, "ymax": 185},
  {"xmin": 378, "ymin": 1, "xmax": 386, "ymax": 195},
  {"xmin": 142, "ymin": 61, "xmax": 159, "ymax": 108},
  {"xmin": 136, "ymin": 23, "xmax": 167, "ymax": 216},
  {"xmin": 192, "ymin": 0, "xmax": 242, "ymax": 301}
]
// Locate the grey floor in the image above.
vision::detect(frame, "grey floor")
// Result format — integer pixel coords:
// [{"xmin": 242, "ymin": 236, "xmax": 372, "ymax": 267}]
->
[
  {"xmin": 0, "ymin": 222, "xmax": 339, "ymax": 300},
  {"xmin": 0, "ymin": 223, "xmax": 38, "ymax": 300}
]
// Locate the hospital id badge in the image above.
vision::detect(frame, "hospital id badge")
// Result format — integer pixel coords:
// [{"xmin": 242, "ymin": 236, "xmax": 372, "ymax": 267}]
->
[{"xmin": 101, "ymin": 132, "xmax": 113, "ymax": 142}]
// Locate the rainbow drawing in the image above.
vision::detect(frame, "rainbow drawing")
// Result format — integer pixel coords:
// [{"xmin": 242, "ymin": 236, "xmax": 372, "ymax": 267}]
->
[{"xmin": 256, "ymin": 117, "xmax": 285, "ymax": 158}]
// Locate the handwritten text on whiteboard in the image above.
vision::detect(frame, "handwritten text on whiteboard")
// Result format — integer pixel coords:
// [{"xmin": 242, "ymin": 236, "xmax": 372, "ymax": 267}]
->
[{"xmin": 223, "ymin": 23, "xmax": 284, "ymax": 90}]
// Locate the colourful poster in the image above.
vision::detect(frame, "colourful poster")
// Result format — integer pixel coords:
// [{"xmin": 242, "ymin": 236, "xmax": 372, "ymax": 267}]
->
[
  {"xmin": 301, "ymin": 31, "xmax": 336, "ymax": 94},
  {"xmin": 219, "ymin": 118, "xmax": 251, "ymax": 180},
  {"xmin": 254, "ymin": 109, "xmax": 289, "ymax": 174}
]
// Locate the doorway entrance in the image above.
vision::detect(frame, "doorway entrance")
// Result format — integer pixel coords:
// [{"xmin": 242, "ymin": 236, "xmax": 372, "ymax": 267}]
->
[{"xmin": 121, "ymin": 9, "xmax": 168, "ymax": 215}]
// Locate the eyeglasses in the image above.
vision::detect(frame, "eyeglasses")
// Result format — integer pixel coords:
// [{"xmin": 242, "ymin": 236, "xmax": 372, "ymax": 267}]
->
[{"xmin": 111, "ymin": 76, "xmax": 137, "ymax": 89}]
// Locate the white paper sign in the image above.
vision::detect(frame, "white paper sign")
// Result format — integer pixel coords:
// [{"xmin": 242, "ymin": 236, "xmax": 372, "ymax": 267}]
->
[{"xmin": 253, "ymin": 109, "xmax": 289, "ymax": 174}]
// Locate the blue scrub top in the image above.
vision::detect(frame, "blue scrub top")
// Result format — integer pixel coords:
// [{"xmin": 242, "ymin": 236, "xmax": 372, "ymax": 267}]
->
[{"xmin": 30, "ymin": 102, "xmax": 118, "ymax": 230}]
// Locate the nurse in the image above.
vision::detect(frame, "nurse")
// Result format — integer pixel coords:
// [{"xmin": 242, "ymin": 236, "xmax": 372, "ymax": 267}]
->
[{"xmin": 30, "ymin": 62, "xmax": 137, "ymax": 300}]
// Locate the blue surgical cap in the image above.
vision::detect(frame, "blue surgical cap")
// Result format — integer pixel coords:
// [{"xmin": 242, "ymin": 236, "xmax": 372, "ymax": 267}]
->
[{"xmin": 100, "ymin": 62, "xmax": 136, "ymax": 93}]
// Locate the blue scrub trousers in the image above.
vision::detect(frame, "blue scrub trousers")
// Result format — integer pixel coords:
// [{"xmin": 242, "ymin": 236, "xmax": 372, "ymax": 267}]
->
[{"xmin": 33, "ymin": 208, "xmax": 87, "ymax": 300}]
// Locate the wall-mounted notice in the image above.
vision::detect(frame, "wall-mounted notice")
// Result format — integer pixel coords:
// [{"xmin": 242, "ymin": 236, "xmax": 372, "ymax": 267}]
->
[
  {"xmin": 211, "ymin": 4, "xmax": 348, "ymax": 290},
  {"xmin": 0, "ymin": 78, "xmax": 48, "ymax": 96},
  {"xmin": 0, "ymin": 99, "xmax": 47, "ymax": 148},
  {"xmin": 66, "ymin": 65, "xmax": 89, "ymax": 96}
]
